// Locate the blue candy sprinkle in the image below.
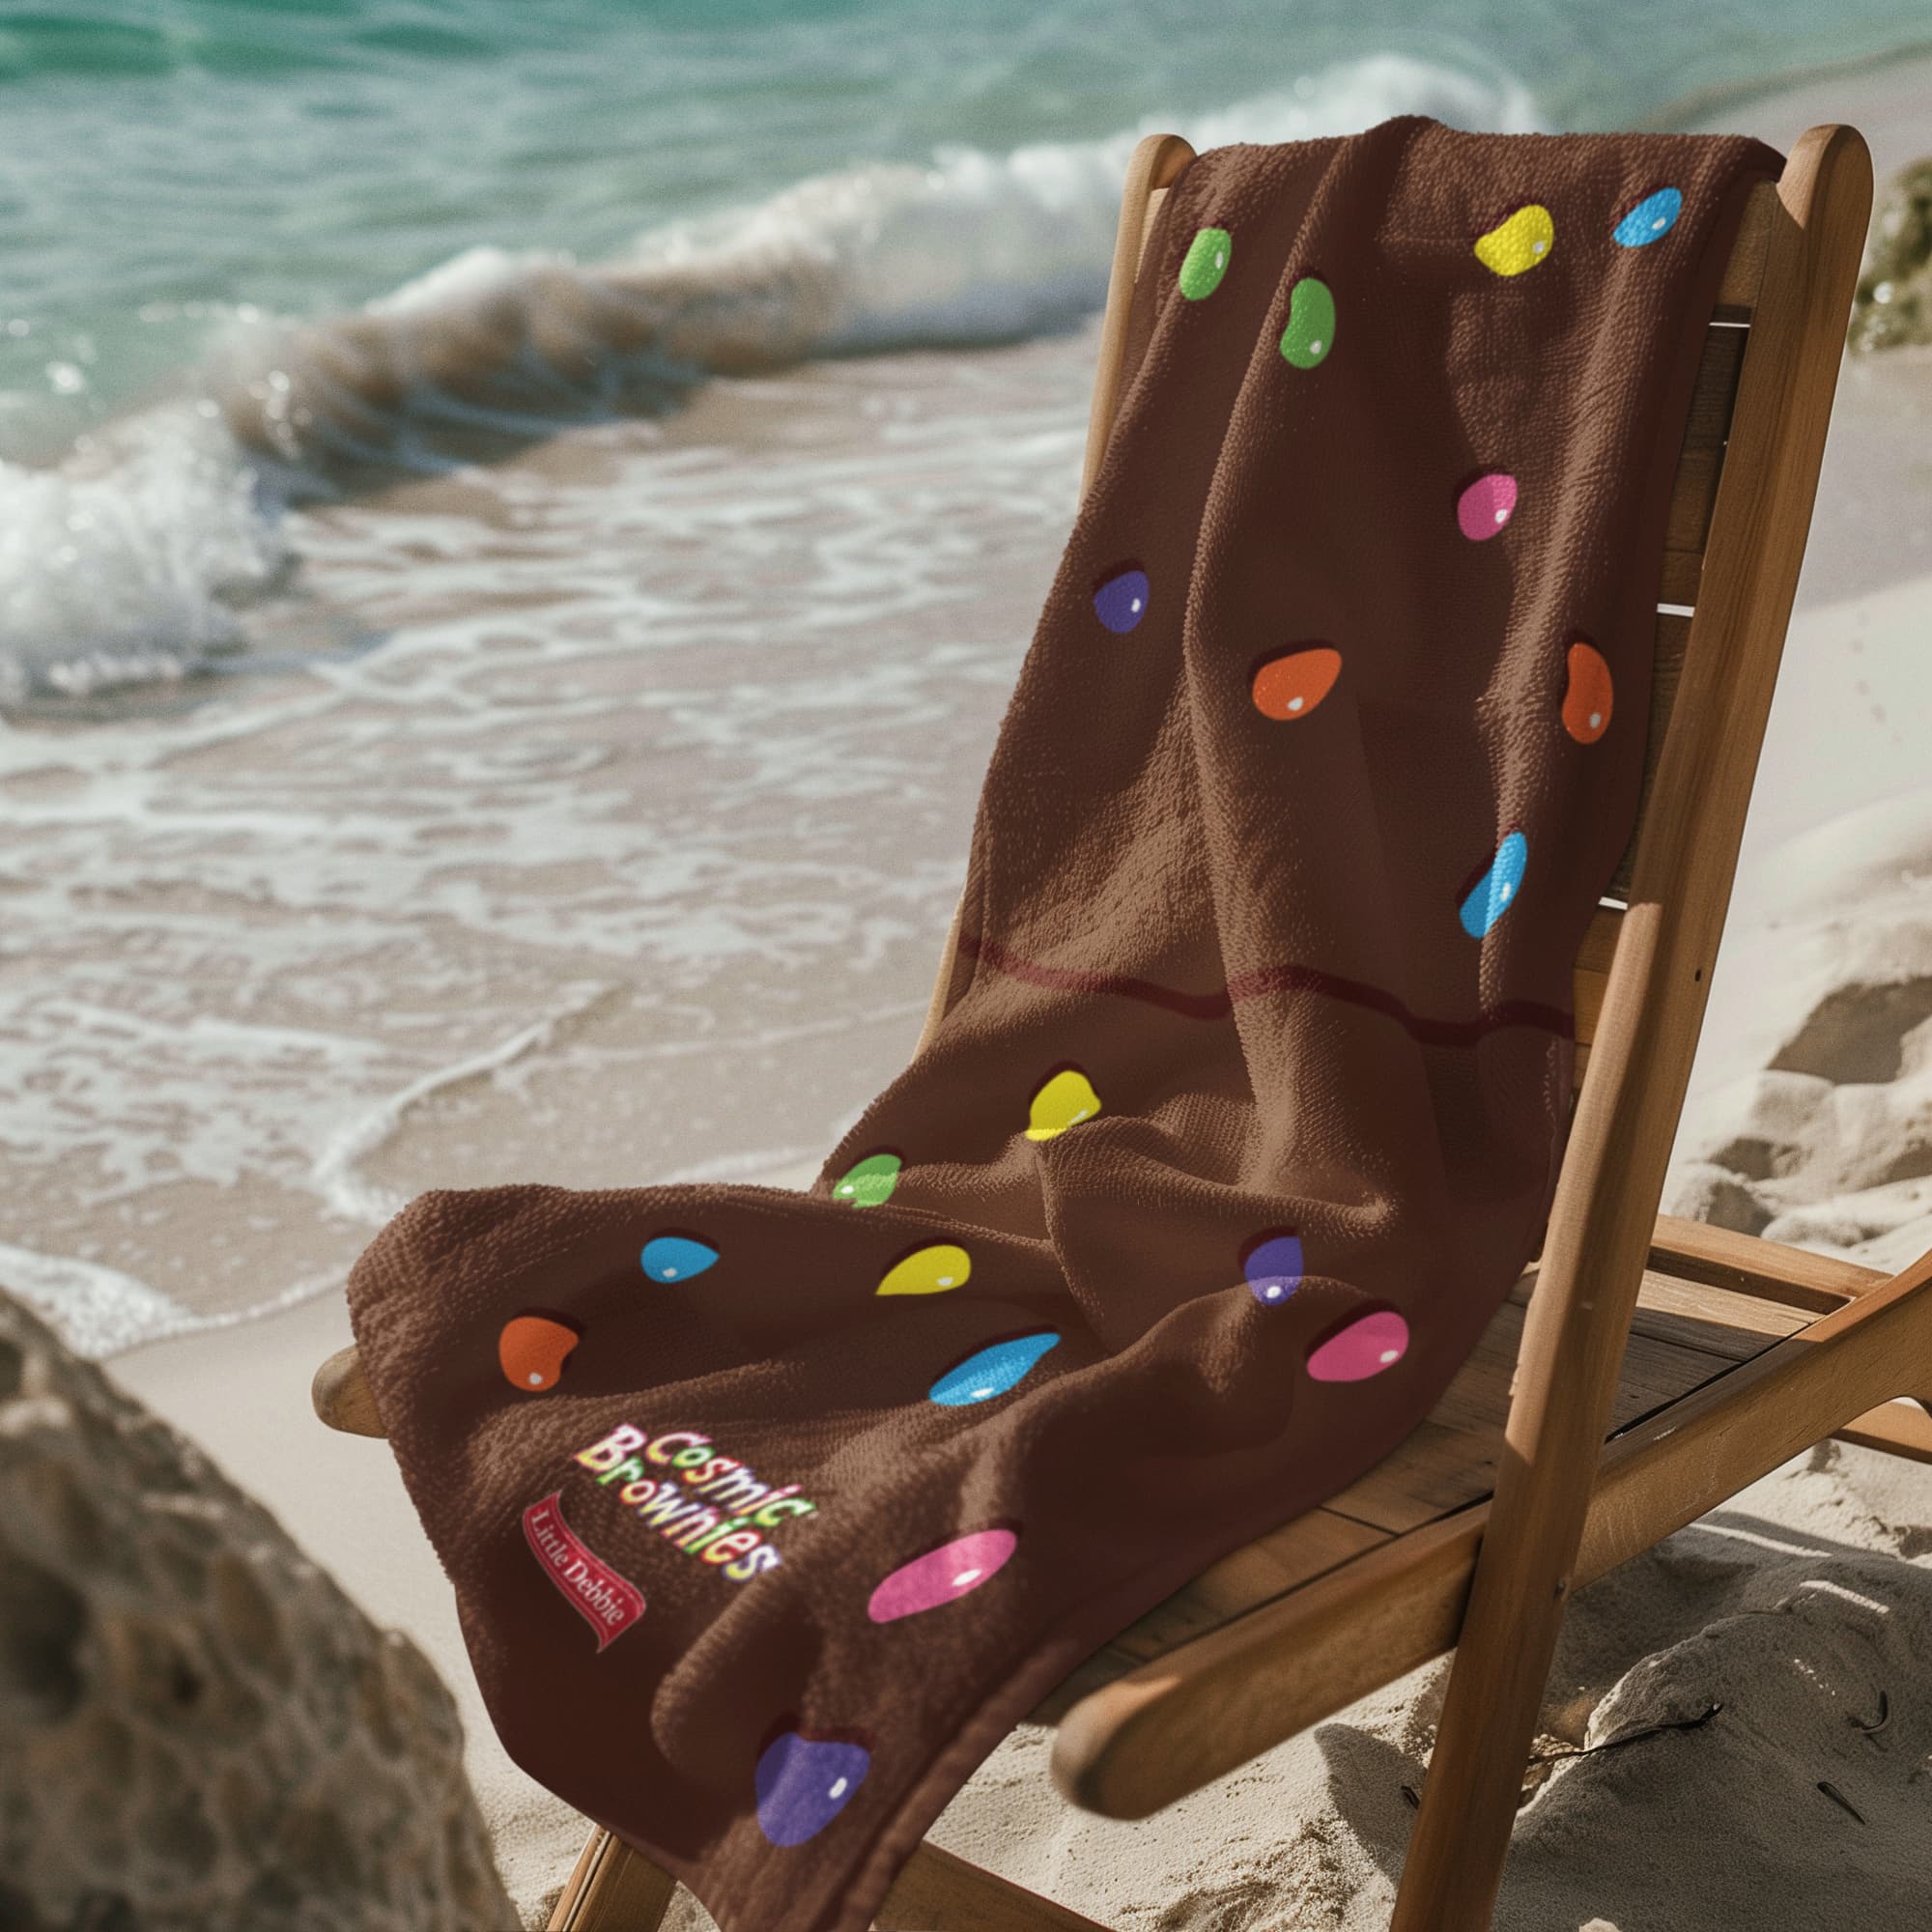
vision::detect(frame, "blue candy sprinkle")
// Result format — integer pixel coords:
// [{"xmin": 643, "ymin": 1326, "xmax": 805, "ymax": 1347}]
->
[
  {"xmin": 1460, "ymin": 832, "xmax": 1528, "ymax": 939},
  {"xmin": 1093, "ymin": 566, "xmax": 1150, "ymax": 634},
  {"xmin": 928, "ymin": 1332, "xmax": 1062, "ymax": 1406},
  {"xmin": 640, "ymin": 1235, "xmax": 719, "ymax": 1282},
  {"xmin": 1613, "ymin": 187, "xmax": 1682, "ymax": 247}
]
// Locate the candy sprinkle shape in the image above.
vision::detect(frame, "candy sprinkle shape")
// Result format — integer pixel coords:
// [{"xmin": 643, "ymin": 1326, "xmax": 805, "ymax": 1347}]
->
[
  {"xmin": 1178, "ymin": 226, "xmax": 1233, "ymax": 299},
  {"xmin": 1613, "ymin": 186, "xmax": 1682, "ymax": 247},
  {"xmin": 1093, "ymin": 563, "xmax": 1150, "ymax": 635},
  {"xmin": 1025, "ymin": 1067, "xmax": 1101, "ymax": 1141},
  {"xmin": 640, "ymin": 1234, "xmax": 719, "ymax": 1283},
  {"xmin": 929, "ymin": 1332, "xmax": 1061, "ymax": 1406},
  {"xmin": 754, "ymin": 1732, "xmax": 870, "ymax": 1847},
  {"xmin": 1459, "ymin": 831, "xmax": 1528, "ymax": 940},
  {"xmin": 1251, "ymin": 645, "xmax": 1342, "ymax": 722},
  {"xmin": 1473, "ymin": 204, "xmax": 1554, "ymax": 277},
  {"xmin": 498, "ymin": 1315, "xmax": 580, "ymax": 1393},
  {"xmin": 867, "ymin": 1528, "xmax": 1019, "ymax": 1622},
  {"xmin": 1241, "ymin": 1232, "xmax": 1304, "ymax": 1307},
  {"xmin": 1306, "ymin": 1308, "xmax": 1410, "ymax": 1382},
  {"xmin": 1279, "ymin": 275, "xmax": 1336, "ymax": 368},
  {"xmin": 1562, "ymin": 640, "xmax": 1614, "ymax": 744},
  {"xmin": 1456, "ymin": 472, "xmax": 1519, "ymax": 542},
  {"xmin": 877, "ymin": 1243, "xmax": 972, "ymax": 1297},
  {"xmin": 833, "ymin": 1151, "xmax": 902, "ymax": 1208}
]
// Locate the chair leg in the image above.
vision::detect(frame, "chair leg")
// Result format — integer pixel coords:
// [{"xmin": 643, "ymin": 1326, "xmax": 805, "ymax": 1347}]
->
[
  {"xmin": 1384, "ymin": 1593, "xmax": 1536, "ymax": 1932},
  {"xmin": 547, "ymin": 1824, "xmax": 676, "ymax": 1932},
  {"xmin": 874, "ymin": 1842, "xmax": 1117, "ymax": 1932}
]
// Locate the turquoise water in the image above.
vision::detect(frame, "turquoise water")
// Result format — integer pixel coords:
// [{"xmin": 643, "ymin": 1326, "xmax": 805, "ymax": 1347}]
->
[
  {"xmin": 0, "ymin": 0, "xmax": 1923, "ymax": 697},
  {"xmin": 3, "ymin": 0, "xmax": 1927, "ymax": 439}
]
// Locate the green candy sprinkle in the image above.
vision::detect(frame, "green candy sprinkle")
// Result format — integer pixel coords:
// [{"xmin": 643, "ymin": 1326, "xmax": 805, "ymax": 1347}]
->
[
  {"xmin": 833, "ymin": 1151, "xmax": 902, "ymax": 1208},
  {"xmin": 1178, "ymin": 227, "xmax": 1232, "ymax": 300},
  {"xmin": 1279, "ymin": 275, "xmax": 1335, "ymax": 369}
]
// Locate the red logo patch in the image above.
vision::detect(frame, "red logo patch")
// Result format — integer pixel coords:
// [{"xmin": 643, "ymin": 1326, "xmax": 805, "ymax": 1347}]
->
[{"xmin": 522, "ymin": 1492, "xmax": 645, "ymax": 1650}]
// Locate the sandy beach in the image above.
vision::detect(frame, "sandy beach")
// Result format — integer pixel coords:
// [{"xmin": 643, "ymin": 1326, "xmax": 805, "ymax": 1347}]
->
[{"xmin": 23, "ymin": 44, "xmax": 1932, "ymax": 1932}]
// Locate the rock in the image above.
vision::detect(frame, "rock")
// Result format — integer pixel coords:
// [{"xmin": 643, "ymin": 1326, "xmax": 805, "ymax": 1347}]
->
[
  {"xmin": 0, "ymin": 1293, "xmax": 516, "ymax": 1932},
  {"xmin": 1849, "ymin": 158, "xmax": 1932, "ymax": 352}
]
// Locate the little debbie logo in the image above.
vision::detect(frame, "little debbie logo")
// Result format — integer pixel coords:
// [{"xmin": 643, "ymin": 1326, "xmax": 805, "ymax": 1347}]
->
[{"xmin": 522, "ymin": 1492, "xmax": 646, "ymax": 1649}]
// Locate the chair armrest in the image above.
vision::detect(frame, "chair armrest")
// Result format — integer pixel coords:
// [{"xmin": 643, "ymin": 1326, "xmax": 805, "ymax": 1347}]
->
[{"xmin": 312, "ymin": 1344, "xmax": 386, "ymax": 1437}]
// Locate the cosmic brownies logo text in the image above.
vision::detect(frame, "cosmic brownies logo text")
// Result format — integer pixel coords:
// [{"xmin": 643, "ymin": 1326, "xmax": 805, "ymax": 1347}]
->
[{"xmin": 571, "ymin": 1423, "xmax": 818, "ymax": 1583}]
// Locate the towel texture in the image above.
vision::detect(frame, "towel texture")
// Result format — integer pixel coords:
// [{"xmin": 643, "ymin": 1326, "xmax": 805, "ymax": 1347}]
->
[{"xmin": 348, "ymin": 117, "xmax": 1779, "ymax": 1932}]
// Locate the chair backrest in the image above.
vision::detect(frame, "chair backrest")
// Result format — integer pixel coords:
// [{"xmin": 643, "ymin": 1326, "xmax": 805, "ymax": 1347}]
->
[{"xmin": 1075, "ymin": 138, "xmax": 1780, "ymax": 1097}]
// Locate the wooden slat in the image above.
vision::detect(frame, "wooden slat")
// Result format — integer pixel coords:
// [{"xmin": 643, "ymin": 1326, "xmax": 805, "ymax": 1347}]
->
[
  {"xmin": 1645, "ymin": 182, "xmax": 1775, "ymax": 606},
  {"xmin": 1572, "ymin": 903, "xmax": 1622, "ymax": 1050},
  {"xmin": 1621, "ymin": 1269, "xmax": 1811, "ymax": 1359},
  {"xmin": 1663, "ymin": 444, "xmax": 1724, "ymax": 557},
  {"xmin": 1656, "ymin": 326, "xmax": 1750, "ymax": 582},
  {"xmin": 1657, "ymin": 318, "xmax": 1753, "ymax": 570},
  {"xmin": 1713, "ymin": 181, "xmax": 1777, "ymax": 322},
  {"xmin": 1511, "ymin": 1261, "xmax": 1806, "ymax": 1360},
  {"xmin": 1679, "ymin": 325, "xmax": 1750, "ymax": 456},
  {"xmin": 1659, "ymin": 546, "xmax": 1705, "ymax": 606},
  {"xmin": 1647, "ymin": 1211, "xmax": 1882, "ymax": 1313},
  {"xmin": 1605, "ymin": 611, "xmax": 1692, "ymax": 905}
]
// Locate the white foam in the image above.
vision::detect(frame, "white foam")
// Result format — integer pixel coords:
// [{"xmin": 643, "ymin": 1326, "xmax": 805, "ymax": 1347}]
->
[
  {"xmin": 0, "ymin": 1239, "xmax": 327, "ymax": 1359},
  {"xmin": 312, "ymin": 985, "xmax": 612, "ymax": 1225},
  {"xmin": 0, "ymin": 1243, "xmax": 189, "ymax": 1359},
  {"xmin": 0, "ymin": 405, "xmax": 288, "ymax": 703}
]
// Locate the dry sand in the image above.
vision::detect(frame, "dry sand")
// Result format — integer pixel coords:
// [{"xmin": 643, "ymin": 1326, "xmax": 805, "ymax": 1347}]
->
[{"xmin": 95, "ymin": 56, "xmax": 1932, "ymax": 1932}]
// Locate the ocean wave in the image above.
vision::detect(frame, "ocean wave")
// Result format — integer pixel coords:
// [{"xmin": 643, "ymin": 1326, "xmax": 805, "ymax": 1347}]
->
[
  {"xmin": 1, "ymin": 54, "xmax": 1537, "ymax": 704},
  {"xmin": 225, "ymin": 55, "xmax": 1539, "ymax": 460}
]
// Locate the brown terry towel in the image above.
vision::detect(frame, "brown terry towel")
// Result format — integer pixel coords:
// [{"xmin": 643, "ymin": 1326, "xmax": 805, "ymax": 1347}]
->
[{"xmin": 347, "ymin": 117, "xmax": 1779, "ymax": 1932}]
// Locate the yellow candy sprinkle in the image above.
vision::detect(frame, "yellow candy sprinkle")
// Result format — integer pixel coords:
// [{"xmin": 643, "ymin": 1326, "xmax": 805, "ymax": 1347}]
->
[
  {"xmin": 1025, "ymin": 1067, "xmax": 1102, "ymax": 1142},
  {"xmin": 1473, "ymin": 204, "xmax": 1554, "ymax": 278},
  {"xmin": 876, "ymin": 1243, "xmax": 972, "ymax": 1296}
]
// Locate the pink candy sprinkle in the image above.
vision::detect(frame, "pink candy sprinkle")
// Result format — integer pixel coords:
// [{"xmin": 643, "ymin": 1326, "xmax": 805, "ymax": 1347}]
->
[
  {"xmin": 867, "ymin": 1529, "xmax": 1018, "ymax": 1623},
  {"xmin": 1306, "ymin": 1310, "xmax": 1410, "ymax": 1383},
  {"xmin": 1456, "ymin": 472, "xmax": 1518, "ymax": 542}
]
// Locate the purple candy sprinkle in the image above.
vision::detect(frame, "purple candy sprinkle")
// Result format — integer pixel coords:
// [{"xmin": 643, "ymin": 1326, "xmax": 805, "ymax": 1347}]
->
[{"xmin": 754, "ymin": 1732, "xmax": 870, "ymax": 1847}]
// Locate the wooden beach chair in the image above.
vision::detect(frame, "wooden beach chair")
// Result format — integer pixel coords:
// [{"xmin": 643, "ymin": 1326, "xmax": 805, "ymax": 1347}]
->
[{"xmin": 313, "ymin": 122, "xmax": 1915, "ymax": 1932}]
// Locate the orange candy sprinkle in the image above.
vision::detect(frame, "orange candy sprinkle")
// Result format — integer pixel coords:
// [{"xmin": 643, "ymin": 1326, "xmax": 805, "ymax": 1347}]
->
[
  {"xmin": 1251, "ymin": 646, "xmax": 1342, "ymax": 722},
  {"xmin": 1561, "ymin": 640, "xmax": 1613, "ymax": 744},
  {"xmin": 498, "ymin": 1315, "xmax": 580, "ymax": 1393}
]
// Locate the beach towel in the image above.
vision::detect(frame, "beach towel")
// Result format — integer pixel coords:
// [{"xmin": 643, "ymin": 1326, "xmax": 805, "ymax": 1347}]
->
[{"xmin": 346, "ymin": 116, "xmax": 1779, "ymax": 1932}]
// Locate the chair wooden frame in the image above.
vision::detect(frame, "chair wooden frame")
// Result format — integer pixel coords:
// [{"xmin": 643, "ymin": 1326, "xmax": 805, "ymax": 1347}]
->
[{"xmin": 313, "ymin": 124, "xmax": 1908, "ymax": 1932}]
